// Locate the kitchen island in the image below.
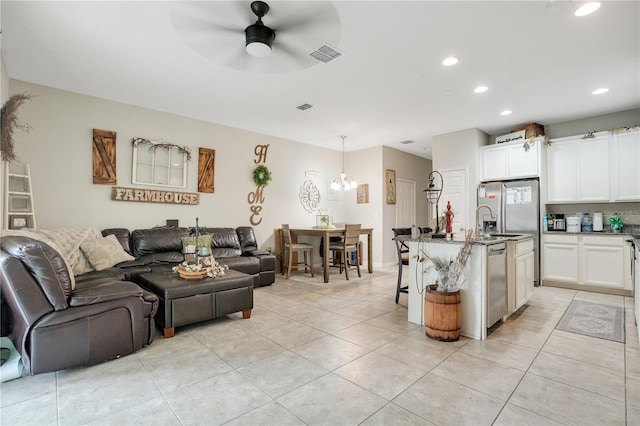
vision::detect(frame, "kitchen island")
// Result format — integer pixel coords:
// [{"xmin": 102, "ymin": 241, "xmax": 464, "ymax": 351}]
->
[{"xmin": 407, "ymin": 234, "xmax": 534, "ymax": 340}]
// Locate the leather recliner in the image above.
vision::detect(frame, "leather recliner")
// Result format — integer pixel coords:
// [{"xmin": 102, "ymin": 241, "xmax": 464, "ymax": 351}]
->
[{"xmin": 0, "ymin": 236, "xmax": 158, "ymax": 375}]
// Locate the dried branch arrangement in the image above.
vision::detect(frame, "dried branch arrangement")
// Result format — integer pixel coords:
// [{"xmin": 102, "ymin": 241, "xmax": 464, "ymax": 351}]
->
[
  {"xmin": 1, "ymin": 93, "xmax": 32, "ymax": 163},
  {"xmin": 416, "ymin": 230, "xmax": 475, "ymax": 293},
  {"xmin": 131, "ymin": 137, "xmax": 191, "ymax": 162}
]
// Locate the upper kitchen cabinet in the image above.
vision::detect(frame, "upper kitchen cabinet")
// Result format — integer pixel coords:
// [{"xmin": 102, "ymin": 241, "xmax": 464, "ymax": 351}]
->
[
  {"xmin": 576, "ymin": 135, "xmax": 610, "ymax": 201},
  {"xmin": 546, "ymin": 131, "xmax": 637, "ymax": 203},
  {"xmin": 546, "ymin": 138, "xmax": 577, "ymax": 202},
  {"xmin": 611, "ymin": 129, "xmax": 640, "ymax": 201},
  {"xmin": 480, "ymin": 138, "xmax": 541, "ymax": 182}
]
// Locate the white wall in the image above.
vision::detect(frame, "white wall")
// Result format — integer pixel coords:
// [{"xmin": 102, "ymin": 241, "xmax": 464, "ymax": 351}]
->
[
  {"xmin": 6, "ymin": 79, "xmax": 429, "ymax": 268},
  {"xmin": 382, "ymin": 145, "xmax": 432, "ymax": 265},
  {"xmin": 488, "ymin": 108, "xmax": 640, "ymax": 143},
  {"xmin": 432, "ymin": 128, "xmax": 488, "ymax": 231},
  {"xmin": 7, "ymin": 80, "xmax": 348, "ymax": 253}
]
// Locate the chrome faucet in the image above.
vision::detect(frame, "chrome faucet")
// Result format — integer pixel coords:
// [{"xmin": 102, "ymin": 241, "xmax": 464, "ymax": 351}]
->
[{"xmin": 475, "ymin": 204, "xmax": 496, "ymax": 239}]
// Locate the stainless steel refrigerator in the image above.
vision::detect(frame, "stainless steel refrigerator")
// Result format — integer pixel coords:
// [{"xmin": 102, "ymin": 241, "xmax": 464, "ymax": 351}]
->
[{"xmin": 477, "ymin": 178, "xmax": 540, "ymax": 286}]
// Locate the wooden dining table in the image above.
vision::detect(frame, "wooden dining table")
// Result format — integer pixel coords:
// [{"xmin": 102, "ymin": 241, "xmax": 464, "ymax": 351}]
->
[{"xmin": 289, "ymin": 227, "xmax": 373, "ymax": 283}]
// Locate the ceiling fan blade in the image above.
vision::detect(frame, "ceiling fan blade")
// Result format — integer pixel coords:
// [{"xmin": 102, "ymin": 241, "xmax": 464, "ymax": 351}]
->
[
  {"xmin": 169, "ymin": 1, "xmax": 342, "ymax": 74},
  {"xmin": 270, "ymin": 2, "xmax": 341, "ymax": 34},
  {"xmin": 170, "ymin": 1, "xmax": 250, "ymax": 34}
]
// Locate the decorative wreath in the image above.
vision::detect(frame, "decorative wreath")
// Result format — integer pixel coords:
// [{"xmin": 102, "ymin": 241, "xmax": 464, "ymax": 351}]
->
[{"xmin": 252, "ymin": 165, "xmax": 272, "ymax": 187}]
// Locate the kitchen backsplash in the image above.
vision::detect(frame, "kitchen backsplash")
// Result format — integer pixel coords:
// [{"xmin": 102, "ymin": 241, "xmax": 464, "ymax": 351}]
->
[{"xmin": 545, "ymin": 202, "xmax": 640, "ymax": 226}]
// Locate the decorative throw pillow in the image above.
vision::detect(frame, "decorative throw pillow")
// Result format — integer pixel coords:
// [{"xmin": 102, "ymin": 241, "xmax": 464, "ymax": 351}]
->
[{"xmin": 80, "ymin": 234, "xmax": 135, "ymax": 271}]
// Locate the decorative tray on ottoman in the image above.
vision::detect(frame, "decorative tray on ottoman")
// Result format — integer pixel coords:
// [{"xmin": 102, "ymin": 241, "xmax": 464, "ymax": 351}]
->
[{"xmin": 177, "ymin": 269, "xmax": 208, "ymax": 280}]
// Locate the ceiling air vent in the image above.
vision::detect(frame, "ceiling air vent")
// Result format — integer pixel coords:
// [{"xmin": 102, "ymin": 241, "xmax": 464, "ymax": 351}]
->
[
  {"xmin": 309, "ymin": 45, "xmax": 343, "ymax": 64},
  {"xmin": 296, "ymin": 103, "xmax": 313, "ymax": 111},
  {"xmin": 399, "ymin": 140, "xmax": 415, "ymax": 145}
]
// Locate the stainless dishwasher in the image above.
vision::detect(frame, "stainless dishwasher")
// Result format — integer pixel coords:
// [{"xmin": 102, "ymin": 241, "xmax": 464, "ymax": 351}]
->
[{"xmin": 487, "ymin": 242, "xmax": 507, "ymax": 328}]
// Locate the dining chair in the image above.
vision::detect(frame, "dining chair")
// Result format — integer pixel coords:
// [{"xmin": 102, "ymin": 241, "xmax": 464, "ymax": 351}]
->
[
  {"xmin": 329, "ymin": 223, "xmax": 361, "ymax": 280},
  {"xmin": 281, "ymin": 224, "xmax": 314, "ymax": 279},
  {"xmin": 392, "ymin": 227, "xmax": 412, "ymax": 303}
]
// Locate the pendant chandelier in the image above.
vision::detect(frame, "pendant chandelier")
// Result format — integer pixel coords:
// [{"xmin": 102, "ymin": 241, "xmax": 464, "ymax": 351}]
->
[{"xmin": 331, "ymin": 136, "xmax": 357, "ymax": 191}]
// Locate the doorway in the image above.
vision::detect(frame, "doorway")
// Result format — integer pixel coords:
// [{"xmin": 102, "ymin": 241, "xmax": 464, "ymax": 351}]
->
[
  {"xmin": 438, "ymin": 168, "xmax": 468, "ymax": 236},
  {"xmin": 396, "ymin": 178, "xmax": 416, "ymax": 229}
]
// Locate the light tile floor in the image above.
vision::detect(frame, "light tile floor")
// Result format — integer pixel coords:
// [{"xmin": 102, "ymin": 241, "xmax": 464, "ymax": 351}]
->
[{"xmin": 1, "ymin": 266, "xmax": 638, "ymax": 425}]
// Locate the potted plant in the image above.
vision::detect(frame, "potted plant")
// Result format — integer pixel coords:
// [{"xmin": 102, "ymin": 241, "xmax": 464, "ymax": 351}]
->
[
  {"xmin": 416, "ymin": 230, "xmax": 474, "ymax": 341},
  {"xmin": 609, "ymin": 215, "xmax": 623, "ymax": 233}
]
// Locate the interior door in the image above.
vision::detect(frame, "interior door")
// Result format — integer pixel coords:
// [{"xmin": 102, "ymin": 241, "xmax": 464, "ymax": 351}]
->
[
  {"xmin": 439, "ymin": 168, "xmax": 468, "ymax": 235},
  {"xmin": 396, "ymin": 178, "xmax": 416, "ymax": 228}
]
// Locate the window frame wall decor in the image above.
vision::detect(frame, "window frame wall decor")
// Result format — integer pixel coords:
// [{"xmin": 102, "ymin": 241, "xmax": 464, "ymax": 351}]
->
[{"xmin": 131, "ymin": 138, "xmax": 189, "ymax": 189}]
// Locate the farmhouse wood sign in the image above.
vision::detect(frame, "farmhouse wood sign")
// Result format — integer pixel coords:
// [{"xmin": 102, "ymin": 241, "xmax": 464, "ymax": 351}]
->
[{"xmin": 111, "ymin": 187, "xmax": 200, "ymax": 205}]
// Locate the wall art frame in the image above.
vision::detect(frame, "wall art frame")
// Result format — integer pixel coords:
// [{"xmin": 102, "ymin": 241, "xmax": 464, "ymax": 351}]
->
[
  {"xmin": 385, "ymin": 169, "xmax": 396, "ymax": 204},
  {"xmin": 357, "ymin": 183, "xmax": 369, "ymax": 204}
]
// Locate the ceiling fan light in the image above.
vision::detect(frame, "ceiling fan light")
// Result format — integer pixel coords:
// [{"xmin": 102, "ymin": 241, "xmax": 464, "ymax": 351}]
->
[
  {"xmin": 246, "ymin": 41, "xmax": 272, "ymax": 58},
  {"xmin": 245, "ymin": 23, "xmax": 275, "ymax": 58}
]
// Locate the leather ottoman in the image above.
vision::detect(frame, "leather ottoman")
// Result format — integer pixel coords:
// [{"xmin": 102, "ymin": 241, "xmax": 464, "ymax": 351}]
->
[{"xmin": 137, "ymin": 269, "xmax": 253, "ymax": 338}]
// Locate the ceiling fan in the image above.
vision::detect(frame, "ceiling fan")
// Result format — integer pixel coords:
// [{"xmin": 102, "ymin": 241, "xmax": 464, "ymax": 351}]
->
[
  {"xmin": 169, "ymin": 1, "xmax": 342, "ymax": 73},
  {"xmin": 244, "ymin": 1, "xmax": 275, "ymax": 58}
]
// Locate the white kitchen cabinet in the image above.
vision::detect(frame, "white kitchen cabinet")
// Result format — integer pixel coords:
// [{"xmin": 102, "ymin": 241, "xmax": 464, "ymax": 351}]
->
[
  {"xmin": 580, "ymin": 236, "xmax": 625, "ymax": 288},
  {"xmin": 542, "ymin": 233, "xmax": 632, "ymax": 291},
  {"xmin": 546, "ymin": 131, "xmax": 639, "ymax": 203},
  {"xmin": 542, "ymin": 234, "xmax": 579, "ymax": 283},
  {"xmin": 507, "ymin": 238, "xmax": 535, "ymax": 314},
  {"xmin": 480, "ymin": 138, "xmax": 540, "ymax": 181},
  {"xmin": 611, "ymin": 129, "xmax": 640, "ymax": 201},
  {"xmin": 480, "ymin": 145, "xmax": 508, "ymax": 181},
  {"xmin": 546, "ymin": 139, "xmax": 577, "ymax": 202},
  {"xmin": 547, "ymin": 135, "xmax": 610, "ymax": 203},
  {"xmin": 576, "ymin": 135, "xmax": 610, "ymax": 201},
  {"xmin": 515, "ymin": 249, "xmax": 535, "ymax": 310}
]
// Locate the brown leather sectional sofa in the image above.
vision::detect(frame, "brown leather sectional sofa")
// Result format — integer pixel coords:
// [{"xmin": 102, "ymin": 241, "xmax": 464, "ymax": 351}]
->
[{"xmin": 0, "ymin": 226, "xmax": 275, "ymax": 375}]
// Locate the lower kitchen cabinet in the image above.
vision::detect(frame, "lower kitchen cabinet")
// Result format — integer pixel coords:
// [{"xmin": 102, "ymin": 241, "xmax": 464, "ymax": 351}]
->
[
  {"xmin": 581, "ymin": 236, "xmax": 624, "ymax": 288},
  {"xmin": 542, "ymin": 234, "xmax": 579, "ymax": 283},
  {"xmin": 507, "ymin": 238, "xmax": 535, "ymax": 314},
  {"xmin": 542, "ymin": 233, "xmax": 632, "ymax": 292},
  {"xmin": 515, "ymin": 250, "xmax": 535, "ymax": 310}
]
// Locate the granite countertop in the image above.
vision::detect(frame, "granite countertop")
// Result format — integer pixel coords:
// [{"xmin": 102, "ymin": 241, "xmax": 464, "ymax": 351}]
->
[
  {"xmin": 543, "ymin": 230, "xmax": 638, "ymax": 238},
  {"xmin": 407, "ymin": 233, "xmax": 534, "ymax": 246}
]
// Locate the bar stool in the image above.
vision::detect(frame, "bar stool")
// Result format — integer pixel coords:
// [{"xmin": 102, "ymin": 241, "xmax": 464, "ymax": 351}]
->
[{"xmin": 392, "ymin": 227, "xmax": 412, "ymax": 303}]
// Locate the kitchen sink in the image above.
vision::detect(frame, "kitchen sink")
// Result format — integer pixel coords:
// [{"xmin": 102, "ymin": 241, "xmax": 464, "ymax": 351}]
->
[{"xmin": 490, "ymin": 233, "xmax": 524, "ymax": 238}]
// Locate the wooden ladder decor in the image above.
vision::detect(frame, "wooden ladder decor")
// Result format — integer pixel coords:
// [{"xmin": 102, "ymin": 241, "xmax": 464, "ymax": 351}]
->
[{"xmin": 3, "ymin": 163, "xmax": 36, "ymax": 229}]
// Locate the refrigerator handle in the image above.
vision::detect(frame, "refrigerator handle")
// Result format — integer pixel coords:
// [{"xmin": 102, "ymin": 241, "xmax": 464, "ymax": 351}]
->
[{"xmin": 500, "ymin": 184, "xmax": 507, "ymax": 233}]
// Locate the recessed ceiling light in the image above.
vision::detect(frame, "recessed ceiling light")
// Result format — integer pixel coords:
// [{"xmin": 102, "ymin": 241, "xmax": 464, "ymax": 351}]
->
[
  {"xmin": 592, "ymin": 88, "xmax": 609, "ymax": 95},
  {"xmin": 500, "ymin": 110, "xmax": 512, "ymax": 116},
  {"xmin": 442, "ymin": 57, "xmax": 459, "ymax": 66},
  {"xmin": 575, "ymin": 2, "xmax": 601, "ymax": 17},
  {"xmin": 474, "ymin": 86, "xmax": 488, "ymax": 93}
]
